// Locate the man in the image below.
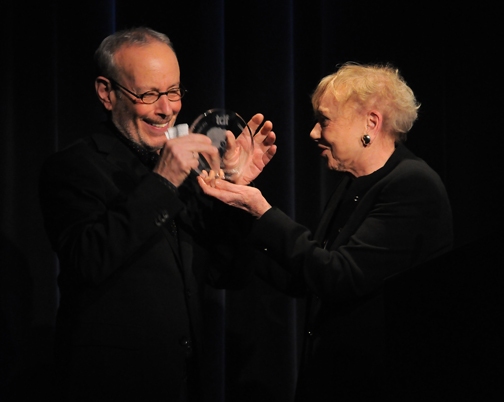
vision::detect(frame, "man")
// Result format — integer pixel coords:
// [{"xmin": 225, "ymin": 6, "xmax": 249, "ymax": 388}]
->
[{"xmin": 39, "ymin": 27, "xmax": 276, "ymax": 401}]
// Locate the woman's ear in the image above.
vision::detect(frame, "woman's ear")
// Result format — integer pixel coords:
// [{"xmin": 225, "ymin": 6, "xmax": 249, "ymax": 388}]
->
[
  {"xmin": 366, "ymin": 110, "xmax": 382, "ymax": 134},
  {"xmin": 95, "ymin": 76, "xmax": 113, "ymax": 111}
]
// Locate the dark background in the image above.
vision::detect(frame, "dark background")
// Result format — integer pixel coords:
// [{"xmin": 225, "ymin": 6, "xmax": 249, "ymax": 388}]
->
[{"xmin": 1, "ymin": 0, "xmax": 502, "ymax": 401}]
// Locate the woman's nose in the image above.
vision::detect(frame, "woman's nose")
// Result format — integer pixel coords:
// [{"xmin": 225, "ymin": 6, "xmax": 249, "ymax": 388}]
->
[{"xmin": 310, "ymin": 123, "xmax": 321, "ymax": 140}]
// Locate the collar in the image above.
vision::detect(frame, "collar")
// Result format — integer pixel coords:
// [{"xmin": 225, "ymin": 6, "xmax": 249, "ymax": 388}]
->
[{"xmin": 111, "ymin": 126, "xmax": 160, "ymax": 170}]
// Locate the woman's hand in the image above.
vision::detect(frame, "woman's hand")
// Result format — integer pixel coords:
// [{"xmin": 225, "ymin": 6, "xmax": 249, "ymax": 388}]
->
[{"xmin": 197, "ymin": 172, "xmax": 272, "ymax": 218}]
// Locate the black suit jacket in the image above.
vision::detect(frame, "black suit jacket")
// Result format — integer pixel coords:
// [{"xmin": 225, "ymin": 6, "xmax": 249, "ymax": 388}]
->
[
  {"xmin": 249, "ymin": 143, "xmax": 454, "ymax": 401},
  {"xmin": 39, "ymin": 122, "xmax": 249, "ymax": 401}
]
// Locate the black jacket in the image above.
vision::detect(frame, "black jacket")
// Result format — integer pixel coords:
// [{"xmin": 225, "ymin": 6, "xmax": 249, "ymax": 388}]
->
[
  {"xmin": 249, "ymin": 143, "xmax": 454, "ymax": 401},
  {"xmin": 39, "ymin": 122, "xmax": 251, "ymax": 401}
]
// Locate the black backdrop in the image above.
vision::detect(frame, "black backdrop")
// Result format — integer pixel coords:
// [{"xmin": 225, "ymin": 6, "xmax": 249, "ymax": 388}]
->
[{"xmin": 1, "ymin": 0, "xmax": 501, "ymax": 401}]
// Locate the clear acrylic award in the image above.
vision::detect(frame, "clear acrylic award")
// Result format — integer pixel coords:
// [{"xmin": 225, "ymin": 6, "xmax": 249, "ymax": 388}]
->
[{"xmin": 189, "ymin": 109, "xmax": 253, "ymax": 180}]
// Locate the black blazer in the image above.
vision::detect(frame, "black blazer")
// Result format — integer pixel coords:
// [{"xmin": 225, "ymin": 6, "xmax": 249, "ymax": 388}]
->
[
  {"xmin": 39, "ymin": 123, "xmax": 248, "ymax": 401},
  {"xmin": 249, "ymin": 143, "xmax": 454, "ymax": 401}
]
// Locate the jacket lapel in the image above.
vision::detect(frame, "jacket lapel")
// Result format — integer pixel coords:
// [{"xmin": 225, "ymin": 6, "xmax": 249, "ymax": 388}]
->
[
  {"xmin": 90, "ymin": 128, "xmax": 183, "ymax": 263},
  {"xmin": 91, "ymin": 130, "xmax": 148, "ymax": 180},
  {"xmin": 314, "ymin": 174, "xmax": 351, "ymax": 246}
]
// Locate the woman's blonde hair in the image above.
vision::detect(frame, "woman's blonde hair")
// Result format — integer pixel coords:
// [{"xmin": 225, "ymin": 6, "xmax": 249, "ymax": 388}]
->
[{"xmin": 312, "ymin": 62, "xmax": 420, "ymax": 141}]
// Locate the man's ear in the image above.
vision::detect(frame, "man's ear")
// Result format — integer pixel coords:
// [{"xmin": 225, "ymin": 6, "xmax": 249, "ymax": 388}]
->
[{"xmin": 95, "ymin": 76, "xmax": 113, "ymax": 111}]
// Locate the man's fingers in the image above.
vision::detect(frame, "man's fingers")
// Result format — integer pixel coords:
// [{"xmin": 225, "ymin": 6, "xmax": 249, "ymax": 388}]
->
[
  {"xmin": 225, "ymin": 131, "xmax": 236, "ymax": 151},
  {"xmin": 264, "ymin": 144, "xmax": 277, "ymax": 163},
  {"xmin": 246, "ymin": 113, "xmax": 265, "ymax": 135}
]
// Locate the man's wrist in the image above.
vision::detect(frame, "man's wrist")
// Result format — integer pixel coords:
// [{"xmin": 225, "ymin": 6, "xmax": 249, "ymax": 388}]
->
[{"xmin": 152, "ymin": 172, "xmax": 179, "ymax": 195}]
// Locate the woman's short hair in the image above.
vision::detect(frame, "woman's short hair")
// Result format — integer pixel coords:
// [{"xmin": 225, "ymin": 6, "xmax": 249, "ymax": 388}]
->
[
  {"xmin": 94, "ymin": 27, "xmax": 174, "ymax": 81},
  {"xmin": 312, "ymin": 62, "xmax": 420, "ymax": 141}
]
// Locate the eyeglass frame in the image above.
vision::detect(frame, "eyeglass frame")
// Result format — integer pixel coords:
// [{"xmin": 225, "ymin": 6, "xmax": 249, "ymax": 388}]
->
[{"xmin": 107, "ymin": 77, "xmax": 187, "ymax": 104}]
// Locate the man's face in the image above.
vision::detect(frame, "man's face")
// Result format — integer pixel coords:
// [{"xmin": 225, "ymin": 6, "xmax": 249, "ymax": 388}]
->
[{"xmin": 109, "ymin": 41, "xmax": 182, "ymax": 151}]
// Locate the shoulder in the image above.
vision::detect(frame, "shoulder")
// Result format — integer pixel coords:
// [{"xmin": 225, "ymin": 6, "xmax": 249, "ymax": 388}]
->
[
  {"xmin": 389, "ymin": 144, "xmax": 445, "ymax": 186},
  {"xmin": 39, "ymin": 129, "xmax": 136, "ymax": 198},
  {"xmin": 378, "ymin": 144, "xmax": 450, "ymax": 203},
  {"xmin": 42, "ymin": 125, "xmax": 127, "ymax": 172},
  {"xmin": 44, "ymin": 137, "xmax": 95, "ymax": 163}
]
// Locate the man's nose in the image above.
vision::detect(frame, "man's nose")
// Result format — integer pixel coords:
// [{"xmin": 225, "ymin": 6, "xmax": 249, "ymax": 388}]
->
[{"xmin": 155, "ymin": 94, "xmax": 177, "ymax": 116}]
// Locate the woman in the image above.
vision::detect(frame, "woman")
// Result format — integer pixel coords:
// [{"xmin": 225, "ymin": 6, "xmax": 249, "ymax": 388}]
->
[{"xmin": 198, "ymin": 62, "xmax": 453, "ymax": 400}]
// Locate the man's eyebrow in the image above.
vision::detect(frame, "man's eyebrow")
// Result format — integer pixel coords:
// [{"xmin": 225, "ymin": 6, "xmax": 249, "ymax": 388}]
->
[{"xmin": 143, "ymin": 83, "xmax": 182, "ymax": 91}]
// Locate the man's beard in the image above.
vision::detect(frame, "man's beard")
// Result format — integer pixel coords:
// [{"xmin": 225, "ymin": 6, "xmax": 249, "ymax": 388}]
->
[{"xmin": 112, "ymin": 101, "xmax": 159, "ymax": 153}]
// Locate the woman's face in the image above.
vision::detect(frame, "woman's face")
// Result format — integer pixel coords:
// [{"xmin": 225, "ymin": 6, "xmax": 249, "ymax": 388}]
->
[{"xmin": 310, "ymin": 92, "xmax": 367, "ymax": 175}]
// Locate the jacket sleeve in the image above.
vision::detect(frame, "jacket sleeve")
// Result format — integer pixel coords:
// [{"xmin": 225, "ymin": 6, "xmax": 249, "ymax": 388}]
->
[
  {"xmin": 248, "ymin": 160, "xmax": 453, "ymax": 304},
  {"xmin": 39, "ymin": 145, "xmax": 185, "ymax": 285}
]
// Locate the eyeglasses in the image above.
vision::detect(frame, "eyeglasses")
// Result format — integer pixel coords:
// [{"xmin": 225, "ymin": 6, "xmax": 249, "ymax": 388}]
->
[{"xmin": 108, "ymin": 78, "xmax": 187, "ymax": 104}]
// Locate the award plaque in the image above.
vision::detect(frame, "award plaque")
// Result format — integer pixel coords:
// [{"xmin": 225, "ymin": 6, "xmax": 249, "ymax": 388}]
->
[{"xmin": 189, "ymin": 109, "xmax": 253, "ymax": 180}]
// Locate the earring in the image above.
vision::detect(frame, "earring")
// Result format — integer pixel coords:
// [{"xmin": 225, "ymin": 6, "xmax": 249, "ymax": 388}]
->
[{"xmin": 362, "ymin": 134, "xmax": 371, "ymax": 147}]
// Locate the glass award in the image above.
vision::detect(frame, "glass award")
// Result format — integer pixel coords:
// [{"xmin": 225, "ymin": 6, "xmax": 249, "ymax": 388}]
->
[{"xmin": 189, "ymin": 109, "xmax": 253, "ymax": 180}]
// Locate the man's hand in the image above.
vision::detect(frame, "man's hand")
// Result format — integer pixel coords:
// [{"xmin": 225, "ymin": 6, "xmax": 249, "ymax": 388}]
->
[
  {"xmin": 153, "ymin": 134, "xmax": 220, "ymax": 187},
  {"xmin": 222, "ymin": 113, "xmax": 277, "ymax": 185}
]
